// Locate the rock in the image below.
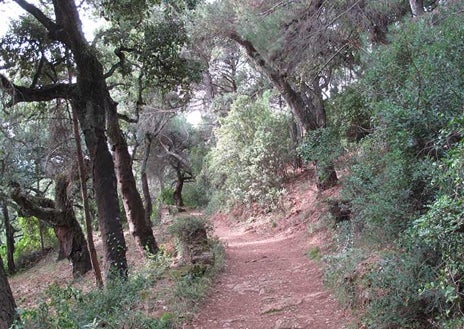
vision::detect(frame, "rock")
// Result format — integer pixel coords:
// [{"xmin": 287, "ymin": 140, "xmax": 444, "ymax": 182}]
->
[{"xmin": 261, "ymin": 297, "xmax": 303, "ymax": 314}]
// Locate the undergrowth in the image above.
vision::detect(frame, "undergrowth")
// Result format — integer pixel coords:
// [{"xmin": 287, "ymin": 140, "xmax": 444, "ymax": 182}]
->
[
  {"xmin": 11, "ymin": 252, "xmax": 174, "ymax": 329},
  {"xmin": 11, "ymin": 217, "xmax": 225, "ymax": 329}
]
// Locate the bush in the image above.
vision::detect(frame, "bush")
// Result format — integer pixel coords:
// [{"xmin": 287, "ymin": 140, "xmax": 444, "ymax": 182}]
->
[
  {"xmin": 325, "ymin": 4, "xmax": 464, "ymax": 328},
  {"xmin": 363, "ymin": 250, "xmax": 437, "ymax": 329},
  {"xmin": 14, "ymin": 217, "xmax": 57, "ymax": 267},
  {"xmin": 168, "ymin": 216, "xmax": 211, "ymax": 244},
  {"xmin": 324, "ymin": 247, "xmax": 368, "ymax": 308},
  {"xmin": 341, "ymin": 135, "xmax": 422, "ymax": 244},
  {"xmin": 326, "ymin": 84, "xmax": 371, "ymax": 142},
  {"xmin": 182, "ymin": 182, "xmax": 210, "ymax": 208},
  {"xmin": 12, "ymin": 276, "xmax": 175, "ymax": 329},
  {"xmin": 298, "ymin": 126, "xmax": 343, "ymax": 170},
  {"xmin": 159, "ymin": 187, "xmax": 176, "ymax": 206},
  {"xmin": 206, "ymin": 92, "xmax": 293, "ymax": 211}
]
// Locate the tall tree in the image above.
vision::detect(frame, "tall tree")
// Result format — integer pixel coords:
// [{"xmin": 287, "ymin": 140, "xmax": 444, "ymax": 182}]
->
[
  {"xmin": 71, "ymin": 103, "xmax": 103, "ymax": 287},
  {"xmin": 193, "ymin": 0, "xmax": 411, "ymax": 189},
  {"xmin": 0, "ymin": 256, "xmax": 16, "ymax": 329},
  {"xmin": 0, "ymin": 0, "xmax": 129, "ymax": 277},
  {"xmin": 0, "ymin": 0, "xmax": 201, "ymax": 275},
  {"xmin": 0, "ymin": 159, "xmax": 16, "ymax": 274}
]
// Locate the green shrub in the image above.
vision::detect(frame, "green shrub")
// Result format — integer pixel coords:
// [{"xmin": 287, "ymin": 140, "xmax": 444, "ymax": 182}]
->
[
  {"xmin": 403, "ymin": 194, "xmax": 464, "ymax": 326},
  {"xmin": 14, "ymin": 217, "xmax": 56, "ymax": 265},
  {"xmin": 159, "ymin": 187, "xmax": 176, "ymax": 206},
  {"xmin": 324, "ymin": 248, "xmax": 368, "ymax": 308},
  {"xmin": 326, "ymin": 4, "xmax": 464, "ymax": 328},
  {"xmin": 326, "ymin": 84, "xmax": 371, "ymax": 142},
  {"xmin": 168, "ymin": 216, "xmax": 211, "ymax": 242},
  {"xmin": 206, "ymin": 92, "xmax": 293, "ymax": 211},
  {"xmin": 341, "ymin": 136, "xmax": 420, "ymax": 244},
  {"xmin": 182, "ymin": 182, "xmax": 210, "ymax": 208},
  {"xmin": 298, "ymin": 126, "xmax": 343, "ymax": 170},
  {"xmin": 363, "ymin": 251, "xmax": 436, "ymax": 329},
  {"xmin": 12, "ymin": 275, "xmax": 174, "ymax": 329}
]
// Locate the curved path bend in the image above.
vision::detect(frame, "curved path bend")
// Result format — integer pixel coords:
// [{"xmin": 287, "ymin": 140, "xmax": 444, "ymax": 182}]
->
[{"xmin": 186, "ymin": 210, "xmax": 351, "ymax": 329}]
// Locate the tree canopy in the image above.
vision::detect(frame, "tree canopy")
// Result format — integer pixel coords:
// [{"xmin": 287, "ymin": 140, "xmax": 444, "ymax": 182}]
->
[{"xmin": 2, "ymin": 0, "xmax": 464, "ymax": 327}]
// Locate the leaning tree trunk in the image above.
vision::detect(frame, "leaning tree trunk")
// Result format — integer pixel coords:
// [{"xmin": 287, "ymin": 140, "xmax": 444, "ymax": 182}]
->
[
  {"xmin": 173, "ymin": 168, "xmax": 185, "ymax": 208},
  {"xmin": 229, "ymin": 32, "xmax": 338, "ymax": 190},
  {"xmin": 2, "ymin": 199, "xmax": 16, "ymax": 273},
  {"xmin": 74, "ymin": 105, "xmax": 128, "ymax": 278},
  {"xmin": 71, "ymin": 104, "xmax": 103, "ymax": 287},
  {"xmin": 141, "ymin": 133, "xmax": 153, "ymax": 226},
  {"xmin": 0, "ymin": 256, "xmax": 17, "ymax": 329},
  {"xmin": 1, "ymin": 200, "xmax": 15, "ymax": 274},
  {"xmin": 57, "ymin": 0, "xmax": 128, "ymax": 278},
  {"xmin": 10, "ymin": 176, "xmax": 92, "ymax": 277},
  {"xmin": 106, "ymin": 109, "xmax": 159, "ymax": 255}
]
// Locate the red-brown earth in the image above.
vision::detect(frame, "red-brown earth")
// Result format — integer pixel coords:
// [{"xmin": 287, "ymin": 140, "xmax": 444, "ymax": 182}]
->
[
  {"xmin": 185, "ymin": 169, "xmax": 352, "ymax": 329},
  {"xmin": 9, "ymin": 168, "xmax": 353, "ymax": 328}
]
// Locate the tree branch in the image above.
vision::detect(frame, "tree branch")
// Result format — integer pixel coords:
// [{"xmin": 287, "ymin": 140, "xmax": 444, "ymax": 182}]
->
[
  {"xmin": 117, "ymin": 113, "xmax": 138, "ymax": 123},
  {"xmin": 104, "ymin": 47, "xmax": 138, "ymax": 79},
  {"xmin": 0, "ymin": 74, "xmax": 76, "ymax": 106},
  {"xmin": 10, "ymin": 185, "xmax": 67, "ymax": 226},
  {"xmin": 13, "ymin": 0, "xmax": 62, "ymax": 40},
  {"xmin": 159, "ymin": 138, "xmax": 191, "ymax": 170}
]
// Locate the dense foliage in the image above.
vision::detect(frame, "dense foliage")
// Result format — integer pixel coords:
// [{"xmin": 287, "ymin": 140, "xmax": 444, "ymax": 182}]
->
[
  {"xmin": 325, "ymin": 4, "xmax": 464, "ymax": 328},
  {"xmin": 3, "ymin": 0, "xmax": 464, "ymax": 327},
  {"xmin": 206, "ymin": 93, "xmax": 293, "ymax": 211}
]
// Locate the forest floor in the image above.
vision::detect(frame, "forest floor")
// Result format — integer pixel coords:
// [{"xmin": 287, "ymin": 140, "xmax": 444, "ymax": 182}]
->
[
  {"xmin": 8, "ymin": 168, "xmax": 353, "ymax": 328},
  {"xmin": 185, "ymin": 169, "xmax": 352, "ymax": 329}
]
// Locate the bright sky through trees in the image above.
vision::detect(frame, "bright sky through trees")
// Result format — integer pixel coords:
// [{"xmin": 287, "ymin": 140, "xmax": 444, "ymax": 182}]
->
[{"xmin": 0, "ymin": 1, "xmax": 103, "ymax": 39}]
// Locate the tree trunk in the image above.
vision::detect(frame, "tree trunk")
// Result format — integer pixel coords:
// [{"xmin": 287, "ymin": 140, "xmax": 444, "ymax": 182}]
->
[
  {"xmin": 173, "ymin": 169, "xmax": 185, "ymax": 208},
  {"xmin": 71, "ymin": 103, "xmax": 103, "ymax": 287},
  {"xmin": 9, "ymin": 0, "xmax": 129, "ymax": 279},
  {"xmin": 141, "ymin": 134, "xmax": 153, "ymax": 226},
  {"xmin": 0, "ymin": 256, "xmax": 17, "ymax": 329},
  {"xmin": 78, "ymin": 118, "xmax": 128, "ymax": 279},
  {"xmin": 36, "ymin": 163, "xmax": 45, "ymax": 253},
  {"xmin": 54, "ymin": 174, "xmax": 92, "ymax": 277},
  {"xmin": 229, "ymin": 32, "xmax": 338, "ymax": 190},
  {"xmin": 409, "ymin": 0, "xmax": 425, "ymax": 17},
  {"xmin": 1, "ymin": 199, "xmax": 15, "ymax": 274},
  {"xmin": 57, "ymin": 0, "xmax": 128, "ymax": 278},
  {"xmin": 106, "ymin": 108, "xmax": 159, "ymax": 255},
  {"xmin": 10, "ymin": 176, "xmax": 92, "ymax": 277}
]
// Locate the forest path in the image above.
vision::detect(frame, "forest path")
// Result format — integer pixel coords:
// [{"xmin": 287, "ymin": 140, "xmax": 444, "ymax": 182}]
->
[{"xmin": 186, "ymin": 172, "xmax": 351, "ymax": 329}]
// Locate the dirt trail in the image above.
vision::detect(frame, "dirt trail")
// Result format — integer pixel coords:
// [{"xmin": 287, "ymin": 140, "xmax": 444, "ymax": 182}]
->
[{"xmin": 187, "ymin": 174, "xmax": 351, "ymax": 329}]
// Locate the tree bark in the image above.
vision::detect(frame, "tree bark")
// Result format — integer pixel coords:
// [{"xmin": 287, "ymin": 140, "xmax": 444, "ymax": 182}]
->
[
  {"xmin": 0, "ymin": 256, "xmax": 17, "ymax": 329},
  {"xmin": 106, "ymin": 109, "xmax": 159, "ymax": 255},
  {"xmin": 71, "ymin": 105, "xmax": 103, "ymax": 287},
  {"xmin": 409, "ymin": 0, "xmax": 425, "ymax": 17},
  {"xmin": 141, "ymin": 134, "xmax": 153, "ymax": 226},
  {"xmin": 229, "ymin": 32, "xmax": 337, "ymax": 189},
  {"xmin": 55, "ymin": 0, "xmax": 129, "ymax": 278},
  {"xmin": 75, "ymin": 110, "xmax": 128, "ymax": 278},
  {"xmin": 10, "ymin": 176, "xmax": 92, "ymax": 277},
  {"xmin": 1, "ymin": 199, "xmax": 15, "ymax": 274},
  {"xmin": 173, "ymin": 168, "xmax": 185, "ymax": 208}
]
